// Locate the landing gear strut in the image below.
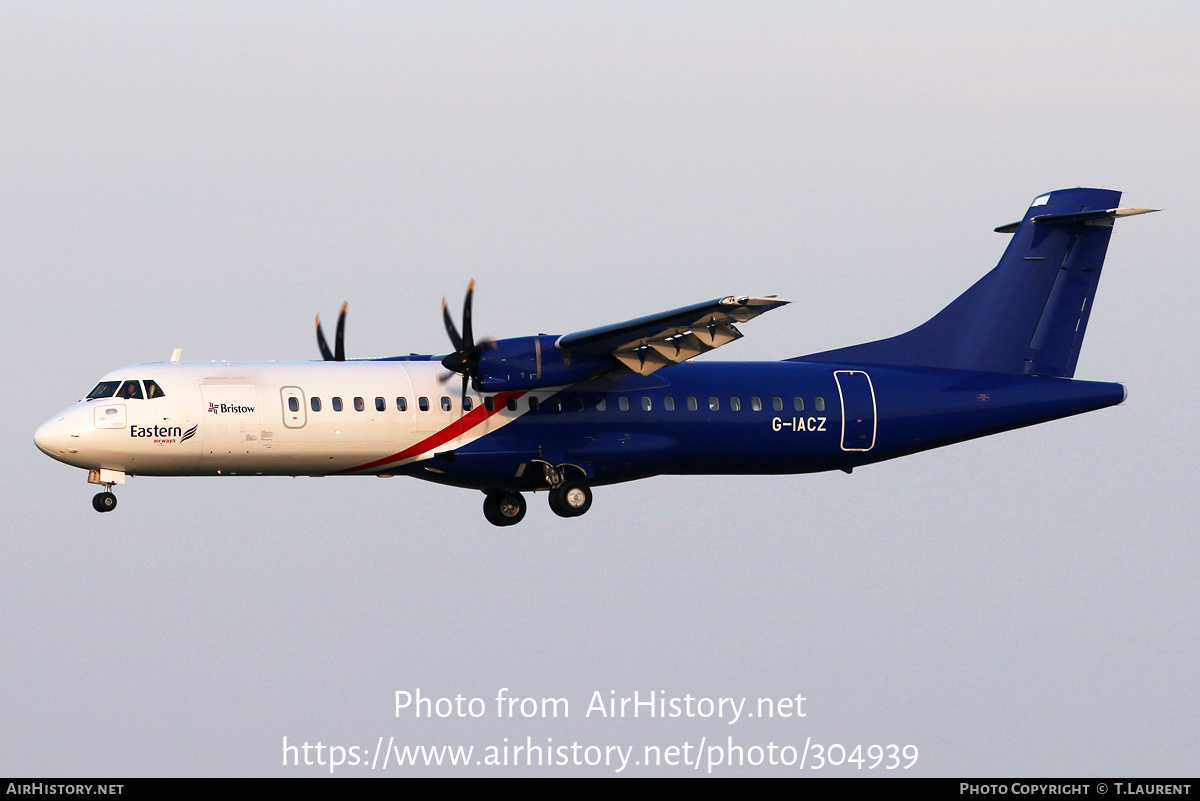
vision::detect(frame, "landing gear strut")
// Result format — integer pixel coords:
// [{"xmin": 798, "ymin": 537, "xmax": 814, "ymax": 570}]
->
[
  {"xmin": 92, "ymin": 490, "xmax": 117, "ymax": 513},
  {"xmin": 87, "ymin": 469, "xmax": 124, "ymax": 514},
  {"xmin": 483, "ymin": 491, "xmax": 526, "ymax": 527},
  {"xmin": 548, "ymin": 481, "xmax": 592, "ymax": 518}
]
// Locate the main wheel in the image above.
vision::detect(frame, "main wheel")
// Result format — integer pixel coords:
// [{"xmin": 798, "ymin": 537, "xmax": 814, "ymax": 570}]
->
[
  {"xmin": 483, "ymin": 491, "xmax": 526, "ymax": 527},
  {"xmin": 92, "ymin": 491, "xmax": 117, "ymax": 513},
  {"xmin": 549, "ymin": 481, "xmax": 592, "ymax": 518}
]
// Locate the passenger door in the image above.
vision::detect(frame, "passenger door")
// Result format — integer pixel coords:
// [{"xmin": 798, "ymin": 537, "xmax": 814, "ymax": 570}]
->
[{"xmin": 834, "ymin": 370, "xmax": 876, "ymax": 452}]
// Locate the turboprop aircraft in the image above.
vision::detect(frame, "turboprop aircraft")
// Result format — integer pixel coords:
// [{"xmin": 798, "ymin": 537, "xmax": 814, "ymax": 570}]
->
[{"xmin": 35, "ymin": 188, "xmax": 1154, "ymax": 525}]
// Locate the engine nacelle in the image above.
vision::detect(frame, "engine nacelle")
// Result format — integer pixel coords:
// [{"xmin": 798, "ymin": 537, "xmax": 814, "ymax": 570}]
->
[{"xmin": 475, "ymin": 335, "xmax": 612, "ymax": 391}]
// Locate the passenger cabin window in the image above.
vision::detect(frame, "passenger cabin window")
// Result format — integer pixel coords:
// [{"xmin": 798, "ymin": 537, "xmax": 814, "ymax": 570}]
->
[
  {"xmin": 751, "ymin": 397, "xmax": 762, "ymax": 411},
  {"xmin": 118, "ymin": 380, "xmax": 143, "ymax": 400},
  {"xmin": 574, "ymin": 397, "xmax": 585, "ymax": 411},
  {"xmin": 144, "ymin": 380, "xmax": 165, "ymax": 399},
  {"xmin": 375, "ymin": 397, "xmax": 386, "ymax": 412},
  {"xmin": 772, "ymin": 397, "xmax": 783, "ymax": 412},
  {"xmin": 730, "ymin": 397, "xmax": 741, "ymax": 412},
  {"xmin": 528, "ymin": 397, "xmax": 539, "ymax": 412},
  {"xmin": 441, "ymin": 396, "xmax": 452, "ymax": 412},
  {"xmin": 708, "ymin": 397, "xmax": 720, "ymax": 412},
  {"xmin": 418, "ymin": 397, "xmax": 430, "ymax": 412},
  {"xmin": 288, "ymin": 397, "xmax": 300, "ymax": 412},
  {"xmin": 815, "ymin": 397, "xmax": 826, "ymax": 412},
  {"xmin": 311, "ymin": 397, "xmax": 322, "ymax": 412},
  {"xmin": 595, "ymin": 397, "xmax": 606, "ymax": 412},
  {"xmin": 618, "ymin": 396, "xmax": 629, "ymax": 411},
  {"xmin": 641, "ymin": 397, "xmax": 652, "ymax": 412},
  {"xmin": 484, "ymin": 396, "xmax": 495, "ymax": 412},
  {"xmin": 396, "ymin": 397, "xmax": 407, "ymax": 412},
  {"xmin": 794, "ymin": 397, "xmax": 804, "ymax": 411},
  {"xmin": 354, "ymin": 397, "xmax": 365, "ymax": 412},
  {"xmin": 687, "ymin": 397, "xmax": 698, "ymax": 411},
  {"xmin": 664, "ymin": 397, "xmax": 675, "ymax": 411},
  {"xmin": 506, "ymin": 397, "xmax": 518, "ymax": 412},
  {"xmin": 332, "ymin": 397, "xmax": 343, "ymax": 412},
  {"xmin": 463, "ymin": 396, "xmax": 473, "ymax": 412},
  {"xmin": 87, "ymin": 381, "xmax": 121, "ymax": 400}
]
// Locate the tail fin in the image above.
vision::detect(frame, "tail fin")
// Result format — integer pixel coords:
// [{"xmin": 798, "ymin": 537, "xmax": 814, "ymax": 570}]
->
[{"xmin": 799, "ymin": 188, "xmax": 1155, "ymax": 377}]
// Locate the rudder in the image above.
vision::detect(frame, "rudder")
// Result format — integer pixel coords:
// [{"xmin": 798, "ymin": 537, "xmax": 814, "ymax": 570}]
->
[{"xmin": 799, "ymin": 188, "xmax": 1152, "ymax": 377}]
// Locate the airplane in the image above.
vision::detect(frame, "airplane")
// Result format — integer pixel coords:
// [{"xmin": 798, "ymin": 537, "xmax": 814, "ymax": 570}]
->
[{"xmin": 34, "ymin": 187, "xmax": 1155, "ymax": 526}]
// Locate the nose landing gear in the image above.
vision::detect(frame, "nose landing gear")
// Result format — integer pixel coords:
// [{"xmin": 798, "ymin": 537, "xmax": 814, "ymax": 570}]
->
[
  {"xmin": 87, "ymin": 469, "xmax": 125, "ymax": 513},
  {"xmin": 92, "ymin": 490, "xmax": 117, "ymax": 513}
]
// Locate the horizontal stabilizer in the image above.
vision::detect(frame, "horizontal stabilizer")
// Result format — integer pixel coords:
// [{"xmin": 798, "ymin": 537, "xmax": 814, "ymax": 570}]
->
[
  {"xmin": 995, "ymin": 206, "xmax": 1158, "ymax": 233},
  {"xmin": 802, "ymin": 188, "xmax": 1152, "ymax": 379}
]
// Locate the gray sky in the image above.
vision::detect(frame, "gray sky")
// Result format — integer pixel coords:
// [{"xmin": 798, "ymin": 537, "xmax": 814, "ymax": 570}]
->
[{"xmin": 3, "ymin": 1, "xmax": 1197, "ymax": 776}]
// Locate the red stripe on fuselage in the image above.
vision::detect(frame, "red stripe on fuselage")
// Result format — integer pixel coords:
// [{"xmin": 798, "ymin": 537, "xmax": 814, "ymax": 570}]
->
[{"xmin": 337, "ymin": 390, "xmax": 528, "ymax": 474}]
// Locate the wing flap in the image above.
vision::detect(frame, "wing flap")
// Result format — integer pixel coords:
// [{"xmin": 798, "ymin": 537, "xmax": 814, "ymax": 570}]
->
[{"xmin": 559, "ymin": 295, "xmax": 788, "ymax": 376}]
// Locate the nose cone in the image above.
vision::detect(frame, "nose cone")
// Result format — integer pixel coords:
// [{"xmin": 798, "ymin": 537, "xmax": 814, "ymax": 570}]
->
[{"xmin": 34, "ymin": 414, "xmax": 74, "ymax": 461}]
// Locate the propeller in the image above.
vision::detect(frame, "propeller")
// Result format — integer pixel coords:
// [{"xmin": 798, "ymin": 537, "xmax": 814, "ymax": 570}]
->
[
  {"xmin": 316, "ymin": 302, "xmax": 347, "ymax": 361},
  {"xmin": 440, "ymin": 280, "xmax": 494, "ymax": 401}
]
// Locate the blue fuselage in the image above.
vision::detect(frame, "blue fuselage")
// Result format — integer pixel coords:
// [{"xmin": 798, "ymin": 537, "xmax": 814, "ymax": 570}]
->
[{"xmin": 416, "ymin": 360, "xmax": 1125, "ymax": 489}]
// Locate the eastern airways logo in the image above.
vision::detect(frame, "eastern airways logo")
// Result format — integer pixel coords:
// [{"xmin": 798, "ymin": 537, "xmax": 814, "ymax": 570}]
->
[
  {"xmin": 208, "ymin": 402, "xmax": 255, "ymax": 415},
  {"xmin": 130, "ymin": 424, "xmax": 198, "ymax": 445}
]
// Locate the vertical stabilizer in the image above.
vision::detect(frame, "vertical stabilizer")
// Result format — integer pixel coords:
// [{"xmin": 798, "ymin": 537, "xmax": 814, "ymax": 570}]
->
[{"xmin": 799, "ymin": 188, "xmax": 1152, "ymax": 377}]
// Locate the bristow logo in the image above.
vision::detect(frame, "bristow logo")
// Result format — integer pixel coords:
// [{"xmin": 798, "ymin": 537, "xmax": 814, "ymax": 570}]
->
[{"xmin": 207, "ymin": 403, "xmax": 255, "ymax": 415}]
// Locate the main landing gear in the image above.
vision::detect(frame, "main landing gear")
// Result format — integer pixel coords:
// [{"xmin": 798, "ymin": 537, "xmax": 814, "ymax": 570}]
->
[
  {"xmin": 482, "ymin": 480, "xmax": 595, "ymax": 527},
  {"xmin": 483, "ymin": 491, "xmax": 527, "ymax": 527},
  {"xmin": 548, "ymin": 481, "xmax": 592, "ymax": 518}
]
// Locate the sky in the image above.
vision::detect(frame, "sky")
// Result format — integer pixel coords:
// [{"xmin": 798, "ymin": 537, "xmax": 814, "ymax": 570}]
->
[{"xmin": 3, "ymin": 1, "xmax": 1198, "ymax": 777}]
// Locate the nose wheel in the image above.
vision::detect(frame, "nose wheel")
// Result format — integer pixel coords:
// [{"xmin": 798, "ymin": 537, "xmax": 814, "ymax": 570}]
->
[{"xmin": 92, "ymin": 491, "xmax": 117, "ymax": 513}]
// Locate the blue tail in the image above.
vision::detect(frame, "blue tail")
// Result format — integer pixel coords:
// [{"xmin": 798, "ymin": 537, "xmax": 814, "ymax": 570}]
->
[{"xmin": 799, "ymin": 188, "xmax": 1148, "ymax": 378}]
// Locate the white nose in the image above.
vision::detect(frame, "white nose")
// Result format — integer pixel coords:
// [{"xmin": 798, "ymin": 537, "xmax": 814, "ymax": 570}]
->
[{"xmin": 34, "ymin": 415, "xmax": 74, "ymax": 460}]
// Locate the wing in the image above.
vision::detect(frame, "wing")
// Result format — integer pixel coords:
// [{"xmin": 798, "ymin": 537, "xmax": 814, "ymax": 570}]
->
[{"xmin": 557, "ymin": 295, "xmax": 789, "ymax": 376}]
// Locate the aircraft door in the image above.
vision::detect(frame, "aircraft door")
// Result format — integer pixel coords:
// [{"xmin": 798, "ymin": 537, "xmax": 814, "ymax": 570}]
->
[
  {"xmin": 834, "ymin": 370, "xmax": 876, "ymax": 451},
  {"xmin": 199, "ymin": 384, "xmax": 262, "ymax": 461},
  {"xmin": 280, "ymin": 386, "xmax": 306, "ymax": 428},
  {"xmin": 392, "ymin": 366, "xmax": 417, "ymax": 434}
]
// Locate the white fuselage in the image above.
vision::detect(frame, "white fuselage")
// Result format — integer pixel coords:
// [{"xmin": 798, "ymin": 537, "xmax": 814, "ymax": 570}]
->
[{"xmin": 34, "ymin": 360, "xmax": 544, "ymax": 477}]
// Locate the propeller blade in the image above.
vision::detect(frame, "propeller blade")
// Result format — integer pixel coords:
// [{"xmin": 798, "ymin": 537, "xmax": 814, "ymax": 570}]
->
[
  {"xmin": 442, "ymin": 297, "xmax": 463, "ymax": 352},
  {"xmin": 316, "ymin": 315, "xmax": 334, "ymax": 361},
  {"xmin": 462, "ymin": 279, "xmax": 475, "ymax": 350},
  {"xmin": 334, "ymin": 301, "xmax": 347, "ymax": 362},
  {"xmin": 440, "ymin": 280, "xmax": 491, "ymax": 395}
]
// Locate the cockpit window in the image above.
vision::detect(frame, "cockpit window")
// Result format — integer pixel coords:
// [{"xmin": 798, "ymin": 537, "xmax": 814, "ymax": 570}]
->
[
  {"xmin": 87, "ymin": 381, "xmax": 121, "ymax": 400},
  {"xmin": 117, "ymin": 380, "xmax": 143, "ymax": 400},
  {"xmin": 143, "ymin": 380, "xmax": 165, "ymax": 399}
]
